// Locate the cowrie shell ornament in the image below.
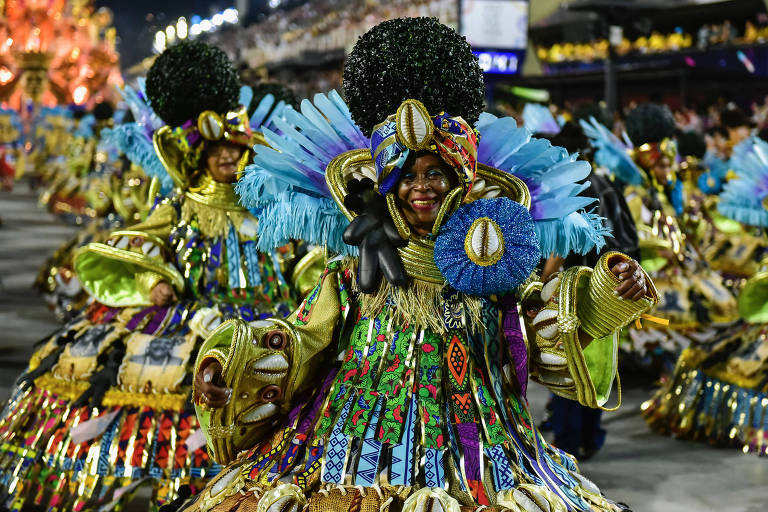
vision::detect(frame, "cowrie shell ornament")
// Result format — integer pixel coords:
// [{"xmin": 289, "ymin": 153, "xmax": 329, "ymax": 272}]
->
[
  {"xmin": 396, "ymin": 99, "xmax": 434, "ymax": 150},
  {"xmin": 198, "ymin": 110, "xmax": 225, "ymax": 141}
]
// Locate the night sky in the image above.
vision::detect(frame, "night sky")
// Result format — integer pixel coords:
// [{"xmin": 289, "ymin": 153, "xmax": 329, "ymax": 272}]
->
[{"xmin": 95, "ymin": 1, "xmax": 246, "ymax": 67}]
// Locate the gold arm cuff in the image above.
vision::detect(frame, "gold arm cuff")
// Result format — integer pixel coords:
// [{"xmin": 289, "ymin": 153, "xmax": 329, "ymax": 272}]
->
[
  {"xmin": 578, "ymin": 251, "xmax": 658, "ymax": 340},
  {"xmin": 135, "ymin": 271, "xmax": 165, "ymax": 300},
  {"xmin": 78, "ymin": 242, "xmax": 185, "ymax": 294}
]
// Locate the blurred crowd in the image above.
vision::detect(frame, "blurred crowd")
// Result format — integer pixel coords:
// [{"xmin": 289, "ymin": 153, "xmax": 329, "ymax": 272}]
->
[{"xmin": 538, "ymin": 13, "xmax": 768, "ymax": 64}]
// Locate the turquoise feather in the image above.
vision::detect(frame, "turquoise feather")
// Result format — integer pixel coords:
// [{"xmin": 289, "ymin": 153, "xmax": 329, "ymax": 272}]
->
[
  {"xmin": 579, "ymin": 117, "xmax": 643, "ymax": 186},
  {"xmin": 476, "ymin": 113, "xmax": 606, "ymax": 256},
  {"xmin": 101, "ymin": 124, "xmax": 174, "ymax": 193},
  {"xmin": 718, "ymin": 136, "xmax": 768, "ymax": 228}
]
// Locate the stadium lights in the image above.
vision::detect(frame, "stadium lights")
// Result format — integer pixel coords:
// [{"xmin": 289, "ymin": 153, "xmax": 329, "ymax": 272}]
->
[
  {"xmin": 154, "ymin": 30, "xmax": 166, "ymax": 53},
  {"xmin": 222, "ymin": 8, "xmax": 238, "ymax": 24},
  {"xmin": 174, "ymin": 7, "xmax": 239, "ymax": 42},
  {"xmin": 269, "ymin": 0, "xmax": 282, "ymax": 8},
  {"xmin": 177, "ymin": 17, "xmax": 188, "ymax": 39}
]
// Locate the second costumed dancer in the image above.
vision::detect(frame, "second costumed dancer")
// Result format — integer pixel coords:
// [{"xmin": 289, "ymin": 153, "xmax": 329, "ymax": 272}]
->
[{"xmin": 0, "ymin": 42, "xmax": 298, "ymax": 511}]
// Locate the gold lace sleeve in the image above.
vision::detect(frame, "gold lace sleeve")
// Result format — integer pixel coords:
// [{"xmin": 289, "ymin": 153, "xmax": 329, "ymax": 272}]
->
[{"xmin": 522, "ymin": 252, "xmax": 658, "ymax": 409}]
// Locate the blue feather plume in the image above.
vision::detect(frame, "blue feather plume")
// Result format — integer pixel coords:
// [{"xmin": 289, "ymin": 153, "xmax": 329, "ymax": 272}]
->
[
  {"xmin": 522, "ymin": 103, "xmax": 561, "ymax": 135},
  {"xmin": 579, "ymin": 116, "xmax": 643, "ymax": 186},
  {"xmin": 476, "ymin": 112, "xmax": 606, "ymax": 256},
  {"xmin": 73, "ymin": 114, "xmax": 96, "ymax": 138},
  {"xmin": 118, "ymin": 82, "xmax": 164, "ymax": 134},
  {"xmin": 236, "ymin": 90, "xmax": 368, "ymax": 254},
  {"xmin": 101, "ymin": 124, "xmax": 174, "ymax": 194},
  {"xmin": 718, "ymin": 136, "xmax": 768, "ymax": 228}
]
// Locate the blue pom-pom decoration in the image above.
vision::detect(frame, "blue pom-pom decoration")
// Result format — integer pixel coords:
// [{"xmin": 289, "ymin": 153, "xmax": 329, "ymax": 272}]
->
[{"xmin": 434, "ymin": 198, "xmax": 541, "ymax": 296}]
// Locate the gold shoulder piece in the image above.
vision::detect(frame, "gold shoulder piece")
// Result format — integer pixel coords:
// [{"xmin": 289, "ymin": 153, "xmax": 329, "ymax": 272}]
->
[
  {"xmin": 468, "ymin": 164, "xmax": 531, "ymax": 210},
  {"xmin": 291, "ymin": 247, "xmax": 327, "ymax": 297},
  {"xmin": 153, "ymin": 125, "xmax": 193, "ymax": 190},
  {"xmin": 326, "ymin": 148, "xmax": 377, "ymax": 221}
]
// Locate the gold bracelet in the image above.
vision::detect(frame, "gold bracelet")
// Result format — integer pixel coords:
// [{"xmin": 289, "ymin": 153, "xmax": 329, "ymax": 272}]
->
[{"xmin": 578, "ymin": 251, "xmax": 658, "ymax": 340}]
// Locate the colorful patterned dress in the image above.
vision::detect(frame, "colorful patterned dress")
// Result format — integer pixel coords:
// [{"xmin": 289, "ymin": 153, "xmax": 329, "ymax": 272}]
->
[{"xmin": 185, "ymin": 255, "xmax": 646, "ymax": 512}]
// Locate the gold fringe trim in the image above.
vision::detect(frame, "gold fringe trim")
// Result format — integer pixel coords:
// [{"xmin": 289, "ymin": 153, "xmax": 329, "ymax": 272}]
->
[
  {"xmin": 345, "ymin": 259, "xmax": 482, "ymax": 335},
  {"xmin": 33, "ymin": 373, "xmax": 189, "ymax": 410},
  {"xmin": 34, "ymin": 374, "xmax": 90, "ymax": 400},
  {"xmin": 101, "ymin": 388, "xmax": 189, "ymax": 410},
  {"xmin": 182, "ymin": 195, "xmax": 252, "ymax": 239}
]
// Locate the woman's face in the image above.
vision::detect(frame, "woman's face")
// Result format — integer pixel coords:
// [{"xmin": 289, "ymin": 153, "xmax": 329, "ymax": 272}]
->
[
  {"xmin": 206, "ymin": 141, "xmax": 245, "ymax": 183},
  {"xmin": 395, "ymin": 152, "xmax": 456, "ymax": 236},
  {"xmin": 652, "ymin": 155, "xmax": 673, "ymax": 184}
]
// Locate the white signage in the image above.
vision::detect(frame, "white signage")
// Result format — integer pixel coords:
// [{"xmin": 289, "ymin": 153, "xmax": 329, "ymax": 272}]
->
[{"xmin": 461, "ymin": 0, "xmax": 529, "ymax": 50}]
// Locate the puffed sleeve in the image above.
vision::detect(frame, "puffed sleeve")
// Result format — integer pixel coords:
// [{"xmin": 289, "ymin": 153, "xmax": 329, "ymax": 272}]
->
[
  {"xmin": 73, "ymin": 201, "xmax": 184, "ymax": 307},
  {"xmin": 193, "ymin": 260, "xmax": 352, "ymax": 463},
  {"xmin": 521, "ymin": 251, "xmax": 658, "ymax": 408}
]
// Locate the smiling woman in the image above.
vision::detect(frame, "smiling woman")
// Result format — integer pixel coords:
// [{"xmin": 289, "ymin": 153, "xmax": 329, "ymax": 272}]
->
[
  {"xmin": 205, "ymin": 141, "xmax": 247, "ymax": 183},
  {"xmin": 395, "ymin": 151, "xmax": 457, "ymax": 236}
]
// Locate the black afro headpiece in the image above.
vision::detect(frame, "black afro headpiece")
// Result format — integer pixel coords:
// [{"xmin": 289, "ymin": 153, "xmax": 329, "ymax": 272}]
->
[
  {"xmin": 249, "ymin": 82, "xmax": 299, "ymax": 118},
  {"xmin": 146, "ymin": 41, "xmax": 240, "ymax": 128},
  {"xmin": 343, "ymin": 17, "xmax": 485, "ymax": 136},
  {"xmin": 677, "ymin": 130, "xmax": 706, "ymax": 159},
  {"xmin": 626, "ymin": 103, "xmax": 676, "ymax": 146}
]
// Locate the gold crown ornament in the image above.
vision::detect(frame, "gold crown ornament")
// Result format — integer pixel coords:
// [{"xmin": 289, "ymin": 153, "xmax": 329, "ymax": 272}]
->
[{"xmin": 153, "ymin": 106, "xmax": 265, "ymax": 190}]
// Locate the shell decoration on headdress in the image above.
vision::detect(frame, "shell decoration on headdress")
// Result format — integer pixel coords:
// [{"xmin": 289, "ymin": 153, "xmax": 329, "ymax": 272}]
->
[
  {"xmin": 144, "ymin": 41, "xmax": 280, "ymax": 190},
  {"xmin": 103, "ymin": 55, "xmax": 290, "ymax": 195}
]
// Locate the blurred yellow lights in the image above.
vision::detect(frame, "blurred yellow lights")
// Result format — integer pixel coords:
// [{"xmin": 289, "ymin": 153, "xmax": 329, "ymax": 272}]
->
[
  {"xmin": 177, "ymin": 18, "xmax": 188, "ymax": 39},
  {"xmin": 73, "ymin": 85, "xmax": 88, "ymax": 104},
  {"xmin": 156, "ymin": 8, "xmax": 240, "ymax": 52}
]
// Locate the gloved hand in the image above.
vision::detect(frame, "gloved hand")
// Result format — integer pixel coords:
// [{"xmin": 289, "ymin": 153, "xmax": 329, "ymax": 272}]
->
[{"xmin": 343, "ymin": 178, "xmax": 407, "ymax": 292}]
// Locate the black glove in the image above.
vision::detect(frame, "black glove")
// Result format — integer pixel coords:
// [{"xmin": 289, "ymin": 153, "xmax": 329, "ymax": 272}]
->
[
  {"xmin": 343, "ymin": 178, "xmax": 407, "ymax": 293},
  {"xmin": 71, "ymin": 343, "xmax": 125, "ymax": 409}
]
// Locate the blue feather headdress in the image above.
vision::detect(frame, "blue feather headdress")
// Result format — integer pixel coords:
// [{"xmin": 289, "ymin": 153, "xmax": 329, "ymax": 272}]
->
[
  {"xmin": 718, "ymin": 136, "xmax": 768, "ymax": 228},
  {"xmin": 236, "ymin": 90, "xmax": 369, "ymax": 256},
  {"xmin": 101, "ymin": 84, "xmax": 174, "ymax": 194},
  {"xmin": 579, "ymin": 116, "xmax": 644, "ymax": 186},
  {"xmin": 237, "ymin": 90, "xmax": 607, "ymax": 262}
]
